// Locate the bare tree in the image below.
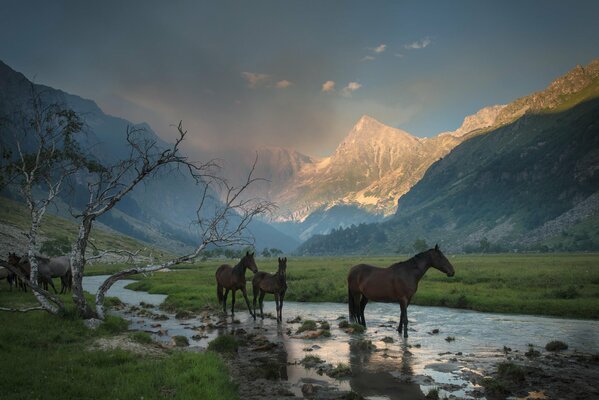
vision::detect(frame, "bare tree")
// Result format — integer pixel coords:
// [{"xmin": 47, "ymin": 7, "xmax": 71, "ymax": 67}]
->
[
  {"xmin": 70, "ymin": 123, "xmax": 272, "ymax": 319},
  {"xmin": 0, "ymin": 87, "xmax": 98, "ymax": 314}
]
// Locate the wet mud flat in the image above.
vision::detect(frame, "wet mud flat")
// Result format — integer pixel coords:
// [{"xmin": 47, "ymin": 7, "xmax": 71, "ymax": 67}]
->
[{"xmin": 84, "ymin": 277, "xmax": 599, "ymax": 399}]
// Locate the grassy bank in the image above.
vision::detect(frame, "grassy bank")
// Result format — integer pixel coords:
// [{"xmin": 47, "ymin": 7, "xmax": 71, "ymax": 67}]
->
[
  {"xmin": 0, "ymin": 291, "xmax": 238, "ymax": 400},
  {"xmin": 124, "ymin": 253, "xmax": 599, "ymax": 319}
]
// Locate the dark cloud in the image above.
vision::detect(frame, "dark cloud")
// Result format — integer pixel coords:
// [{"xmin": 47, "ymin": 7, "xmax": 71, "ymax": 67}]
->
[{"xmin": 2, "ymin": 0, "xmax": 598, "ymax": 160}]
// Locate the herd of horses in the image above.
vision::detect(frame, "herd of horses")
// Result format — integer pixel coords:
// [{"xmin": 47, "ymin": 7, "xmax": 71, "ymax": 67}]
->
[
  {"xmin": 1, "ymin": 245, "xmax": 455, "ymax": 337},
  {"xmin": 1, "ymin": 252, "xmax": 72, "ymax": 294},
  {"xmin": 215, "ymin": 245, "xmax": 455, "ymax": 337}
]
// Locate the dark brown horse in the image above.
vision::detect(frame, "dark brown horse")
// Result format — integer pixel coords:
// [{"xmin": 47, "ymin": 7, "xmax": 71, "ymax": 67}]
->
[
  {"xmin": 216, "ymin": 251, "xmax": 258, "ymax": 318},
  {"xmin": 252, "ymin": 257, "xmax": 288, "ymax": 322},
  {"xmin": 347, "ymin": 245, "xmax": 455, "ymax": 337}
]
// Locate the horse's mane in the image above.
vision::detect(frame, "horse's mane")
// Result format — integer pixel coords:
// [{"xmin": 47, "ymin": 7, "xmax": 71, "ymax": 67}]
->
[{"xmin": 391, "ymin": 249, "xmax": 431, "ymax": 269}]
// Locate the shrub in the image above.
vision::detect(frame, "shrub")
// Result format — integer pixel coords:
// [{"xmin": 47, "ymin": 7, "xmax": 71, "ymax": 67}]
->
[
  {"xmin": 328, "ymin": 363, "xmax": 352, "ymax": 378},
  {"xmin": 425, "ymin": 387, "xmax": 439, "ymax": 400}
]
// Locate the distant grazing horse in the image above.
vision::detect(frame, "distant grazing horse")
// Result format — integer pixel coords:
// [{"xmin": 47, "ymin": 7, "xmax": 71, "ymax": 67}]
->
[
  {"xmin": 252, "ymin": 257, "xmax": 288, "ymax": 322},
  {"xmin": 7, "ymin": 253, "xmax": 71, "ymax": 294},
  {"xmin": 216, "ymin": 251, "xmax": 258, "ymax": 318},
  {"xmin": 0, "ymin": 267, "xmax": 15, "ymax": 290},
  {"xmin": 7, "ymin": 252, "xmax": 55, "ymax": 292},
  {"xmin": 37, "ymin": 255, "xmax": 72, "ymax": 294},
  {"xmin": 347, "ymin": 245, "xmax": 455, "ymax": 337}
]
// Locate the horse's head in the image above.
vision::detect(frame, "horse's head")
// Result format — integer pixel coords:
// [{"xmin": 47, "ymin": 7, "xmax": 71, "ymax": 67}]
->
[
  {"xmin": 7, "ymin": 252, "xmax": 21, "ymax": 265},
  {"xmin": 242, "ymin": 251, "xmax": 258, "ymax": 273},
  {"xmin": 277, "ymin": 257, "xmax": 287, "ymax": 278},
  {"xmin": 430, "ymin": 244, "xmax": 455, "ymax": 277}
]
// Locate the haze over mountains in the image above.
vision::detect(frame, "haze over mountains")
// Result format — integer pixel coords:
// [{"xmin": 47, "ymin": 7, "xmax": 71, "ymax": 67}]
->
[{"xmin": 2, "ymin": 58, "xmax": 598, "ymax": 255}]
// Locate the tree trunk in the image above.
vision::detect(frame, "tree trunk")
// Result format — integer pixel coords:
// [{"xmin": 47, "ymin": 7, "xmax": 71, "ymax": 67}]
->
[
  {"xmin": 28, "ymin": 209, "xmax": 63, "ymax": 315},
  {"xmin": 71, "ymin": 217, "xmax": 96, "ymax": 318}
]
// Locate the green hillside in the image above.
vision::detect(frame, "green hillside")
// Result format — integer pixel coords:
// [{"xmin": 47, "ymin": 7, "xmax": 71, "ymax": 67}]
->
[{"xmin": 0, "ymin": 196, "xmax": 168, "ymax": 259}]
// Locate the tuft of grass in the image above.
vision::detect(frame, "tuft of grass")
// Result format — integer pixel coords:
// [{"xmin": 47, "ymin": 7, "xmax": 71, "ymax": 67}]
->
[
  {"xmin": 381, "ymin": 336, "xmax": 394, "ymax": 343},
  {"xmin": 425, "ymin": 387, "xmax": 440, "ymax": 400},
  {"xmin": 128, "ymin": 331, "xmax": 153, "ymax": 344},
  {"xmin": 327, "ymin": 363, "xmax": 352, "ymax": 378},
  {"xmin": 173, "ymin": 335, "xmax": 189, "ymax": 347},
  {"xmin": 296, "ymin": 320, "xmax": 318, "ymax": 333},
  {"xmin": 350, "ymin": 339, "xmax": 376, "ymax": 352},
  {"xmin": 301, "ymin": 355, "xmax": 324, "ymax": 366},
  {"xmin": 545, "ymin": 340, "xmax": 568, "ymax": 351},
  {"xmin": 481, "ymin": 377, "xmax": 508, "ymax": 395},
  {"xmin": 347, "ymin": 323, "xmax": 366, "ymax": 334},
  {"xmin": 338, "ymin": 320, "xmax": 349, "ymax": 329},
  {"xmin": 319, "ymin": 321, "xmax": 330, "ymax": 330},
  {"xmin": 98, "ymin": 315, "xmax": 130, "ymax": 334},
  {"xmin": 525, "ymin": 345, "xmax": 541, "ymax": 358},
  {"xmin": 207, "ymin": 335, "xmax": 239, "ymax": 353},
  {"xmin": 497, "ymin": 362, "xmax": 526, "ymax": 383},
  {"xmin": 445, "ymin": 336, "xmax": 456, "ymax": 342}
]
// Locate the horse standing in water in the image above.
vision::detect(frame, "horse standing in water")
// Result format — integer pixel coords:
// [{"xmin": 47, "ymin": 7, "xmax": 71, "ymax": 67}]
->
[
  {"xmin": 252, "ymin": 257, "xmax": 288, "ymax": 322},
  {"xmin": 216, "ymin": 251, "xmax": 258, "ymax": 318},
  {"xmin": 347, "ymin": 245, "xmax": 455, "ymax": 337}
]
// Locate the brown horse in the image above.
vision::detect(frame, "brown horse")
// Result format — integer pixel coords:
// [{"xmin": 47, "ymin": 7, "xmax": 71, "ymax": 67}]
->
[
  {"xmin": 347, "ymin": 245, "xmax": 455, "ymax": 337},
  {"xmin": 215, "ymin": 251, "xmax": 258, "ymax": 318},
  {"xmin": 252, "ymin": 257, "xmax": 288, "ymax": 322}
]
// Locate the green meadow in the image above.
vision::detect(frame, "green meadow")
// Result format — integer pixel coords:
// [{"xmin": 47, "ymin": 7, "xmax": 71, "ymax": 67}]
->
[
  {"xmin": 0, "ymin": 292, "xmax": 237, "ymax": 400},
  {"xmin": 115, "ymin": 253, "xmax": 599, "ymax": 319}
]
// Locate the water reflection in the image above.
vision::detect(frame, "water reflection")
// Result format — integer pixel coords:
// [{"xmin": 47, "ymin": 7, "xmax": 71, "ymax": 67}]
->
[{"xmin": 348, "ymin": 338, "xmax": 426, "ymax": 400}]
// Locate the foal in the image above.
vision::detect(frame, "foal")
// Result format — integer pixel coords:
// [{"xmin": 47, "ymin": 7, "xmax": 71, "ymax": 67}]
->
[{"xmin": 252, "ymin": 257, "xmax": 287, "ymax": 322}]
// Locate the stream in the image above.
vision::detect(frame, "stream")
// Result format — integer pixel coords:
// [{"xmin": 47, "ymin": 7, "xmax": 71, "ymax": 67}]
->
[{"xmin": 84, "ymin": 275, "xmax": 599, "ymax": 399}]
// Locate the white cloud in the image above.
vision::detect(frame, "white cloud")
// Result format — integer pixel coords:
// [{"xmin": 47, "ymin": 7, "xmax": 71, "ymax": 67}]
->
[
  {"xmin": 275, "ymin": 80, "xmax": 293, "ymax": 89},
  {"xmin": 321, "ymin": 80, "xmax": 335, "ymax": 92},
  {"xmin": 404, "ymin": 37, "xmax": 431, "ymax": 50},
  {"xmin": 361, "ymin": 55, "xmax": 375, "ymax": 61},
  {"xmin": 242, "ymin": 71, "xmax": 270, "ymax": 88},
  {"xmin": 342, "ymin": 81, "xmax": 362, "ymax": 97},
  {"xmin": 373, "ymin": 43, "xmax": 386, "ymax": 53}
]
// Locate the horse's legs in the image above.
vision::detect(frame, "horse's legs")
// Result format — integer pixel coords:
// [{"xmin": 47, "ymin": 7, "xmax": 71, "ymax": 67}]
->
[
  {"xmin": 274, "ymin": 293, "xmax": 280, "ymax": 323},
  {"xmin": 223, "ymin": 288, "xmax": 230, "ymax": 314},
  {"xmin": 230, "ymin": 289, "xmax": 236, "ymax": 316},
  {"xmin": 398, "ymin": 300, "xmax": 408, "ymax": 338},
  {"xmin": 252, "ymin": 284, "xmax": 258, "ymax": 318},
  {"xmin": 241, "ymin": 286, "xmax": 254, "ymax": 319},
  {"xmin": 259, "ymin": 291, "xmax": 266, "ymax": 319},
  {"xmin": 359, "ymin": 296, "xmax": 369, "ymax": 327},
  {"xmin": 279, "ymin": 291, "xmax": 285, "ymax": 322}
]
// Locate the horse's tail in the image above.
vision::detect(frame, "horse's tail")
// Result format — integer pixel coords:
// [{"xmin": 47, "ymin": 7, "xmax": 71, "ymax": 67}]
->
[
  {"xmin": 217, "ymin": 284, "xmax": 224, "ymax": 304},
  {"xmin": 348, "ymin": 287, "xmax": 356, "ymax": 323}
]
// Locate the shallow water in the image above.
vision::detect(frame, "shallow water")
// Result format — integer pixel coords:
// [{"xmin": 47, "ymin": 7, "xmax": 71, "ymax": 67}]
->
[{"xmin": 84, "ymin": 275, "xmax": 599, "ymax": 399}]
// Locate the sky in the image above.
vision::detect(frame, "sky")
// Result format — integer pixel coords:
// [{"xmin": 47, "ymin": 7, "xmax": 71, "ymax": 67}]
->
[{"xmin": 1, "ymin": 0, "xmax": 598, "ymax": 158}]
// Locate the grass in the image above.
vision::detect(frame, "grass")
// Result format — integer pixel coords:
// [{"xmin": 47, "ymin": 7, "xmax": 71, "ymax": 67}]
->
[
  {"xmin": 114, "ymin": 253, "xmax": 599, "ymax": 319},
  {"xmin": 296, "ymin": 320, "xmax": 318, "ymax": 333},
  {"xmin": 0, "ymin": 292, "xmax": 238, "ymax": 400},
  {"xmin": 207, "ymin": 335, "xmax": 239, "ymax": 354}
]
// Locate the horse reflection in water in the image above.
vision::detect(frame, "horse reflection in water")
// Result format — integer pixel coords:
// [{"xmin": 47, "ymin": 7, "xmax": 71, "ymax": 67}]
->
[
  {"xmin": 348, "ymin": 339, "xmax": 427, "ymax": 400},
  {"xmin": 348, "ymin": 245, "xmax": 455, "ymax": 337}
]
